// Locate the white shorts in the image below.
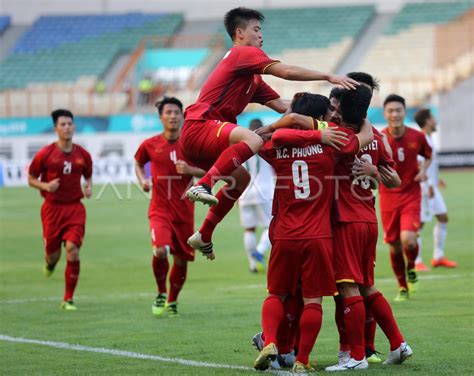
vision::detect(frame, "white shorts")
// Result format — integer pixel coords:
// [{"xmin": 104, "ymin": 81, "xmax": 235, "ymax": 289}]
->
[
  {"xmin": 239, "ymin": 201, "xmax": 272, "ymax": 229},
  {"xmin": 421, "ymin": 186, "xmax": 448, "ymax": 223}
]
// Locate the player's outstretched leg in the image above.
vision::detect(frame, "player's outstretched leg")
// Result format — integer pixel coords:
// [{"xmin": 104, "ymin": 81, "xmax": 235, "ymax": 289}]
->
[
  {"xmin": 151, "ymin": 248, "xmax": 169, "ymax": 316},
  {"xmin": 61, "ymin": 242, "xmax": 80, "ymax": 311},
  {"xmin": 186, "ymin": 127, "xmax": 261, "ymax": 206}
]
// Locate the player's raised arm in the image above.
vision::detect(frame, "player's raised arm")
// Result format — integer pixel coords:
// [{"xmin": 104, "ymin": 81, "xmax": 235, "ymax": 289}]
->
[{"xmin": 265, "ymin": 63, "xmax": 359, "ymax": 90}]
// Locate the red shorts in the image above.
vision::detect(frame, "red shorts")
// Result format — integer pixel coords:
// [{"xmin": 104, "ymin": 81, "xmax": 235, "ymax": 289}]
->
[
  {"xmin": 381, "ymin": 198, "xmax": 421, "ymax": 243},
  {"xmin": 333, "ymin": 222, "xmax": 378, "ymax": 287},
  {"xmin": 267, "ymin": 238, "xmax": 336, "ymax": 298},
  {"xmin": 179, "ymin": 119, "xmax": 238, "ymax": 170},
  {"xmin": 149, "ymin": 215, "xmax": 195, "ymax": 261},
  {"xmin": 41, "ymin": 201, "xmax": 86, "ymax": 254}
]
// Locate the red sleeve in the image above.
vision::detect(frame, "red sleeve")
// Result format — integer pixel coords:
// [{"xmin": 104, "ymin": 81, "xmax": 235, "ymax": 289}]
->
[
  {"xmin": 28, "ymin": 149, "xmax": 44, "ymax": 177},
  {"xmin": 83, "ymin": 150, "xmax": 93, "ymax": 179},
  {"xmin": 377, "ymin": 136, "xmax": 396, "ymax": 169},
  {"xmin": 235, "ymin": 46, "xmax": 279, "ymax": 74},
  {"xmin": 419, "ymin": 132, "xmax": 432, "ymax": 159},
  {"xmin": 258, "ymin": 140, "xmax": 274, "ymax": 164},
  {"xmin": 134, "ymin": 141, "xmax": 150, "ymax": 165},
  {"xmin": 251, "ymin": 77, "xmax": 280, "ymax": 104},
  {"xmin": 272, "ymin": 129, "xmax": 322, "ymax": 148}
]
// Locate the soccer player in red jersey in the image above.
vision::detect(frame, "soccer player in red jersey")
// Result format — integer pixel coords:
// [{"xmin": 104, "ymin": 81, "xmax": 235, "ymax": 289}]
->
[
  {"xmin": 253, "ymin": 88, "xmax": 374, "ymax": 372},
  {"xmin": 325, "ymin": 87, "xmax": 413, "ymax": 371},
  {"xmin": 180, "ymin": 7, "xmax": 358, "ymax": 258},
  {"xmin": 135, "ymin": 97, "xmax": 206, "ymax": 317},
  {"xmin": 380, "ymin": 94, "xmax": 432, "ymax": 301},
  {"xmin": 28, "ymin": 109, "xmax": 93, "ymax": 311}
]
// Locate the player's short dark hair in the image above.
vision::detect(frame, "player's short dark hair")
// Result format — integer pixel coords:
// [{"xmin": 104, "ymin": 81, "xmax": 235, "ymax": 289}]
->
[
  {"xmin": 249, "ymin": 118, "xmax": 263, "ymax": 131},
  {"xmin": 339, "ymin": 86, "xmax": 372, "ymax": 127},
  {"xmin": 347, "ymin": 71, "xmax": 380, "ymax": 91},
  {"xmin": 414, "ymin": 108, "xmax": 432, "ymax": 128},
  {"xmin": 329, "ymin": 87, "xmax": 345, "ymax": 101},
  {"xmin": 51, "ymin": 109, "xmax": 74, "ymax": 126},
  {"xmin": 155, "ymin": 96, "xmax": 183, "ymax": 115},
  {"xmin": 384, "ymin": 94, "xmax": 406, "ymax": 108},
  {"xmin": 224, "ymin": 7, "xmax": 265, "ymax": 40},
  {"xmin": 291, "ymin": 92, "xmax": 330, "ymax": 119}
]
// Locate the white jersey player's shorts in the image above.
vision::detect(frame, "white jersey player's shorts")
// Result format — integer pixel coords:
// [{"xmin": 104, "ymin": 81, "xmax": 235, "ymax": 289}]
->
[
  {"xmin": 421, "ymin": 186, "xmax": 448, "ymax": 223},
  {"xmin": 239, "ymin": 201, "xmax": 272, "ymax": 229}
]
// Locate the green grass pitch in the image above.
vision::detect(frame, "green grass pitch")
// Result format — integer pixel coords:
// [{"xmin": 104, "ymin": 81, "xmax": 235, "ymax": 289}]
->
[{"xmin": 0, "ymin": 170, "xmax": 473, "ymax": 375}]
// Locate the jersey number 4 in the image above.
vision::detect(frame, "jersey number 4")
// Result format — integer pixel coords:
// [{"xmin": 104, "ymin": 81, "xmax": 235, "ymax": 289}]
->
[
  {"xmin": 63, "ymin": 161, "xmax": 72, "ymax": 175},
  {"xmin": 292, "ymin": 160, "xmax": 310, "ymax": 199}
]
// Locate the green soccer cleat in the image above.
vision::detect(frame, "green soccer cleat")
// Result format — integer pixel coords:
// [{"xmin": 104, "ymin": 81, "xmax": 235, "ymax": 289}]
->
[
  {"xmin": 394, "ymin": 288, "xmax": 409, "ymax": 302},
  {"xmin": 366, "ymin": 348, "xmax": 383, "ymax": 364},
  {"xmin": 407, "ymin": 269, "xmax": 419, "ymax": 293},
  {"xmin": 43, "ymin": 263, "xmax": 55, "ymax": 278},
  {"xmin": 166, "ymin": 302, "xmax": 179, "ymax": 318},
  {"xmin": 152, "ymin": 293, "xmax": 167, "ymax": 316},
  {"xmin": 61, "ymin": 300, "xmax": 77, "ymax": 311}
]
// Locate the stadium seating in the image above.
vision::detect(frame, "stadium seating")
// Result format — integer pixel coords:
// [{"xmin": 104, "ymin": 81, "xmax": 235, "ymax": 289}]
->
[
  {"xmin": 359, "ymin": 1, "xmax": 474, "ymax": 105},
  {"xmin": 0, "ymin": 15, "xmax": 10, "ymax": 34},
  {"xmin": 0, "ymin": 13, "xmax": 183, "ymax": 90}
]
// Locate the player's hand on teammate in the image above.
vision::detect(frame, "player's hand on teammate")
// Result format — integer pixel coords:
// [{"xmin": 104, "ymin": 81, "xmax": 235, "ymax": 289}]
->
[
  {"xmin": 352, "ymin": 157, "xmax": 378, "ymax": 177},
  {"xmin": 45, "ymin": 178, "xmax": 60, "ymax": 192},
  {"xmin": 255, "ymin": 125, "xmax": 274, "ymax": 136},
  {"xmin": 414, "ymin": 170, "xmax": 428, "ymax": 182},
  {"xmin": 379, "ymin": 166, "xmax": 397, "ymax": 185},
  {"xmin": 140, "ymin": 179, "xmax": 151, "ymax": 192},
  {"xmin": 320, "ymin": 127, "xmax": 350, "ymax": 150},
  {"xmin": 328, "ymin": 74, "xmax": 359, "ymax": 90}
]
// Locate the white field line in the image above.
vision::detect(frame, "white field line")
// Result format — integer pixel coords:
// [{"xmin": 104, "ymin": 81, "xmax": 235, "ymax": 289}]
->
[
  {"xmin": 0, "ymin": 334, "xmax": 255, "ymax": 372},
  {"xmin": 1, "ymin": 273, "xmax": 472, "ymax": 304}
]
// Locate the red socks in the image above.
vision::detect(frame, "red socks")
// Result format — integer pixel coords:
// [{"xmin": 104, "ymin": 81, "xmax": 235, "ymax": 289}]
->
[
  {"xmin": 262, "ymin": 295, "xmax": 284, "ymax": 346},
  {"xmin": 198, "ymin": 142, "xmax": 254, "ymax": 188},
  {"xmin": 278, "ymin": 295, "xmax": 304, "ymax": 353},
  {"xmin": 343, "ymin": 296, "xmax": 365, "ymax": 361},
  {"xmin": 403, "ymin": 243, "xmax": 419, "ymax": 271},
  {"xmin": 168, "ymin": 263, "xmax": 187, "ymax": 303},
  {"xmin": 199, "ymin": 186, "xmax": 242, "ymax": 242},
  {"xmin": 335, "ymin": 297, "xmax": 350, "ymax": 352},
  {"xmin": 390, "ymin": 251, "xmax": 408, "ymax": 289},
  {"xmin": 152, "ymin": 255, "xmax": 169, "ymax": 294},
  {"xmin": 296, "ymin": 303, "xmax": 323, "ymax": 365},
  {"xmin": 365, "ymin": 292, "xmax": 404, "ymax": 351},
  {"xmin": 364, "ymin": 309, "xmax": 377, "ymax": 353},
  {"xmin": 64, "ymin": 260, "xmax": 80, "ymax": 301}
]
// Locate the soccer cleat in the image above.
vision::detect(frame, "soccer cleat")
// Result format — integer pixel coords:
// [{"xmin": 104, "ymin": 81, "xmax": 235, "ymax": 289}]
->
[
  {"xmin": 326, "ymin": 357, "xmax": 369, "ymax": 371},
  {"xmin": 338, "ymin": 350, "xmax": 350, "ymax": 366},
  {"xmin": 383, "ymin": 342, "xmax": 413, "ymax": 365},
  {"xmin": 365, "ymin": 348, "xmax": 382, "ymax": 364},
  {"xmin": 166, "ymin": 302, "xmax": 179, "ymax": 318},
  {"xmin": 394, "ymin": 288, "xmax": 409, "ymax": 302},
  {"xmin": 185, "ymin": 184, "xmax": 218, "ymax": 206},
  {"xmin": 252, "ymin": 332, "xmax": 264, "ymax": 352},
  {"xmin": 251, "ymin": 250, "xmax": 265, "ymax": 272},
  {"xmin": 43, "ymin": 263, "xmax": 56, "ymax": 278},
  {"xmin": 187, "ymin": 232, "xmax": 215, "ymax": 260},
  {"xmin": 152, "ymin": 293, "xmax": 167, "ymax": 316},
  {"xmin": 415, "ymin": 262, "xmax": 431, "ymax": 272},
  {"xmin": 407, "ymin": 269, "xmax": 419, "ymax": 293},
  {"xmin": 292, "ymin": 361, "xmax": 315, "ymax": 373},
  {"xmin": 253, "ymin": 342, "xmax": 278, "ymax": 371},
  {"xmin": 61, "ymin": 300, "xmax": 77, "ymax": 311},
  {"xmin": 432, "ymin": 257, "xmax": 457, "ymax": 268}
]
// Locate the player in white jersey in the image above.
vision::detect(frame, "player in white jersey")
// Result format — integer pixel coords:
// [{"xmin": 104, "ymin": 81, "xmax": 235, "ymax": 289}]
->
[
  {"xmin": 239, "ymin": 119, "xmax": 275, "ymax": 272},
  {"xmin": 414, "ymin": 109, "xmax": 457, "ymax": 271}
]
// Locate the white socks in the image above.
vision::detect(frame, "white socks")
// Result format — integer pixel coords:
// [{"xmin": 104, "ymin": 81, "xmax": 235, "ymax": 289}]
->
[
  {"xmin": 244, "ymin": 230, "xmax": 257, "ymax": 269},
  {"xmin": 433, "ymin": 222, "xmax": 448, "ymax": 260},
  {"xmin": 256, "ymin": 228, "xmax": 271, "ymax": 256}
]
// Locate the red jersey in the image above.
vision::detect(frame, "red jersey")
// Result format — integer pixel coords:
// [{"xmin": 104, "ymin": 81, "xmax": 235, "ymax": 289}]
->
[
  {"xmin": 335, "ymin": 133, "xmax": 396, "ymax": 223},
  {"xmin": 184, "ymin": 46, "xmax": 280, "ymax": 124},
  {"xmin": 135, "ymin": 134, "xmax": 194, "ymax": 222},
  {"xmin": 259, "ymin": 127, "xmax": 360, "ymax": 240},
  {"xmin": 380, "ymin": 126, "xmax": 432, "ymax": 211},
  {"xmin": 29, "ymin": 143, "xmax": 92, "ymax": 204}
]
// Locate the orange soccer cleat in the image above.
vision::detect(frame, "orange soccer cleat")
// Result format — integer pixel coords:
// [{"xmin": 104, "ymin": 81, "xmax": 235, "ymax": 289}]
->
[
  {"xmin": 431, "ymin": 257, "xmax": 458, "ymax": 268},
  {"xmin": 415, "ymin": 262, "xmax": 431, "ymax": 272}
]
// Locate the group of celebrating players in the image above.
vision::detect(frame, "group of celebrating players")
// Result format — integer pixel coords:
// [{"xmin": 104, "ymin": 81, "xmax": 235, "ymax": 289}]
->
[{"xmin": 28, "ymin": 6, "xmax": 456, "ymax": 373}]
